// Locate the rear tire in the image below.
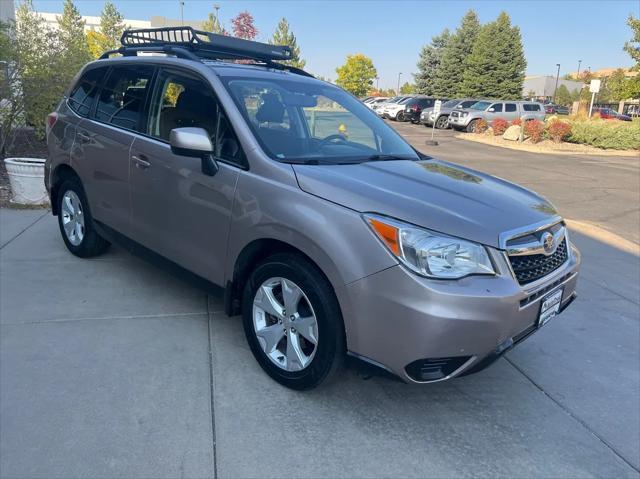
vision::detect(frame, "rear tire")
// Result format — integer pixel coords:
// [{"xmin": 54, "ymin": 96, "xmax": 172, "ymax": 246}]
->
[
  {"xmin": 242, "ymin": 253, "xmax": 345, "ymax": 390},
  {"xmin": 57, "ymin": 178, "xmax": 110, "ymax": 258}
]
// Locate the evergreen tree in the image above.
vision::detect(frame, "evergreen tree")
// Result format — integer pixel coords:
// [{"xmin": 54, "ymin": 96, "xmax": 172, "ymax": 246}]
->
[
  {"xmin": 459, "ymin": 12, "xmax": 526, "ymax": 99},
  {"xmin": 270, "ymin": 18, "xmax": 305, "ymax": 70},
  {"xmin": 413, "ymin": 29, "xmax": 450, "ymax": 95},
  {"xmin": 554, "ymin": 84, "xmax": 572, "ymax": 106},
  {"xmin": 433, "ymin": 10, "xmax": 480, "ymax": 97},
  {"xmin": 57, "ymin": 0, "xmax": 90, "ymax": 71},
  {"xmin": 100, "ymin": 1, "xmax": 125, "ymax": 51},
  {"xmin": 202, "ymin": 12, "xmax": 227, "ymax": 35}
]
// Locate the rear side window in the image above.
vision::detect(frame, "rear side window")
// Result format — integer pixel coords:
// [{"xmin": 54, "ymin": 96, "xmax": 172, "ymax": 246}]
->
[
  {"xmin": 523, "ymin": 103, "xmax": 541, "ymax": 112},
  {"xmin": 68, "ymin": 67, "xmax": 107, "ymax": 117},
  {"xmin": 419, "ymin": 98, "xmax": 435, "ymax": 107},
  {"xmin": 505, "ymin": 103, "xmax": 517, "ymax": 112},
  {"xmin": 95, "ymin": 65, "xmax": 155, "ymax": 131}
]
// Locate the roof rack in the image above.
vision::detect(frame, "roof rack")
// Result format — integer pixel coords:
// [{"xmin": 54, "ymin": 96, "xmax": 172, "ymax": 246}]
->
[{"xmin": 99, "ymin": 26, "xmax": 312, "ymax": 77}]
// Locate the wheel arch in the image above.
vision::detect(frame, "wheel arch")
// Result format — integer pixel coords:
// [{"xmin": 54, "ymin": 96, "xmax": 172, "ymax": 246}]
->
[{"xmin": 50, "ymin": 164, "xmax": 80, "ymax": 215}]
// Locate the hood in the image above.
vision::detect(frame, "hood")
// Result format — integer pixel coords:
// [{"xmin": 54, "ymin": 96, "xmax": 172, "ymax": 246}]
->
[{"xmin": 292, "ymin": 159, "xmax": 560, "ymax": 249}]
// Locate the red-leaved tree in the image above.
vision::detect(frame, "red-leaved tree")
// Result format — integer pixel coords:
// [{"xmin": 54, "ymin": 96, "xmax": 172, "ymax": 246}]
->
[{"xmin": 232, "ymin": 11, "xmax": 257, "ymax": 40}]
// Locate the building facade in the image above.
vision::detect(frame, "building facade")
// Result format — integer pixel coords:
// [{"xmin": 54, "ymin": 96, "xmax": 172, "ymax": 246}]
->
[
  {"xmin": 523, "ymin": 76, "xmax": 584, "ymax": 101},
  {"xmin": 1, "ymin": 0, "xmax": 16, "ymax": 23}
]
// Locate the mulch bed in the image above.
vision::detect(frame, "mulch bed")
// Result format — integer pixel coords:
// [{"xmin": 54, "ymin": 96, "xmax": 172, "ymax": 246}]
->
[{"xmin": 1, "ymin": 128, "xmax": 48, "ymax": 208}]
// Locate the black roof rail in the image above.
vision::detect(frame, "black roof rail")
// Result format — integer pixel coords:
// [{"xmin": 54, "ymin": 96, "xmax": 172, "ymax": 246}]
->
[{"xmin": 98, "ymin": 27, "xmax": 313, "ymax": 77}]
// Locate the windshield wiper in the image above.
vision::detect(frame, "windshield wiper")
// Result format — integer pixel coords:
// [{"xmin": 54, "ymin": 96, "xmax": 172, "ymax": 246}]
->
[{"xmin": 364, "ymin": 154, "xmax": 416, "ymax": 162}]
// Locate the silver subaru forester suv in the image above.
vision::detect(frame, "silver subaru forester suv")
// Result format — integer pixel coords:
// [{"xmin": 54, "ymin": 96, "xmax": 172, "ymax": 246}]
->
[{"xmin": 45, "ymin": 28, "xmax": 580, "ymax": 390}]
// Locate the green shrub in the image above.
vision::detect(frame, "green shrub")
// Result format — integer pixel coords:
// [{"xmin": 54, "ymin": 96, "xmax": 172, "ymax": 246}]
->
[{"xmin": 568, "ymin": 120, "xmax": 640, "ymax": 150}]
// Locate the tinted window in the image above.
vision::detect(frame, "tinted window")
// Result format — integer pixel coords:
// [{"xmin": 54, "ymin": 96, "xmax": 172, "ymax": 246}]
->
[
  {"xmin": 68, "ymin": 67, "xmax": 107, "ymax": 117},
  {"xmin": 95, "ymin": 65, "xmax": 154, "ymax": 131},
  {"xmin": 147, "ymin": 69, "xmax": 245, "ymax": 166},
  {"xmin": 419, "ymin": 98, "xmax": 435, "ymax": 107},
  {"xmin": 460, "ymin": 100, "xmax": 478, "ymax": 108},
  {"xmin": 523, "ymin": 103, "xmax": 541, "ymax": 112},
  {"xmin": 442, "ymin": 100, "xmax": 459, "ymax": 108},
  {"xmin": 490, "ymin": 103, "xmax": 503, "ymax": 112},
  {"xmin": 505, "ymin": 103, "xmax": 517, "ymax": 112}
]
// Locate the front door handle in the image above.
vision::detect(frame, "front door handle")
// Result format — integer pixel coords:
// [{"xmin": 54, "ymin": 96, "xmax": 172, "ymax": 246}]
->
[
  {"xmin": 131, "ymin": 154, "xmax": 151, "ymax": 169},
  {"xmin": 77, "ymin": 131, "xmax": 92, "ymax": 143}
]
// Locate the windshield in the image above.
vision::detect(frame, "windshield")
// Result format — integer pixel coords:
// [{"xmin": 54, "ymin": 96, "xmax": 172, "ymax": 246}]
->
[
  {"xmin": 222, "ymin": 77, "xmax": 420, "ymax": 164},
  {"xmin": 470, "ymin": 101, "xmax": 491, "ymax": 110}
]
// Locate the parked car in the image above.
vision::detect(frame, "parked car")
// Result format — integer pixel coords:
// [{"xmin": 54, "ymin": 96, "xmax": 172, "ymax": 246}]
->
[
  {"xmin": 593, "ymin": 107, "xmax": 632, "ymax": 121},
  {"xmin": 449, "ymin": 100, "xmax": 546, "ymax": 132},
  {"xmin": 364, "ymin": 97, "xmax": 389, "ymax": 110},
  {"xmin": 421, "ymin": 98, "xmax": 481, "ymax": 129},
  {"xmin": 379, "ymin": 96, "xmax": 415, "ymax": 120},
  {"xmin": 401, "ymin": 97, "xmax": 445, "ymax": 123},
  {"xmin": 544, "ymin": 103, "xmax": 570, "ymax": 115},
  {"xmin": 46, "ymin": 27, "xmax": 580, "ymax": 390}
]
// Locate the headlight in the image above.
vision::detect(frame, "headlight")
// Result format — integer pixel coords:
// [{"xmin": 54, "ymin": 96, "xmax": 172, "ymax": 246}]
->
[
  {"xmin": 460, "ymin": 111, "xmax": 469, "ymax": 117},
  {"xmin": 364, "ymin": 214, "xmax": 495, "ymax": 279}
]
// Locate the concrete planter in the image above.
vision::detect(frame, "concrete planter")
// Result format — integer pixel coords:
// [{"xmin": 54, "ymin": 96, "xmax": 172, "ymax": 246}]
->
[{"xmin": 4, "ymin": 158, "xmax": 48, "ymax": 205}]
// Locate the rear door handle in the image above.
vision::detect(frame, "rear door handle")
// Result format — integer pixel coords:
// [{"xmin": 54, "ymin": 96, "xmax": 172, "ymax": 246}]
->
[
  {"xmin": 131, "ymin": 154, "xmax": 151, "ymax": 169},
  {"xmin": 77, "ymin": 131, "xmax": 91, "ymax": 143}
]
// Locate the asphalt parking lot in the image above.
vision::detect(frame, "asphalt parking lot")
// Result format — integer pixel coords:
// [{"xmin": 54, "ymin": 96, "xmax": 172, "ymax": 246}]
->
[{"xmin": 1, "ymin": 124, "xmax": 639, "ymax": 478}]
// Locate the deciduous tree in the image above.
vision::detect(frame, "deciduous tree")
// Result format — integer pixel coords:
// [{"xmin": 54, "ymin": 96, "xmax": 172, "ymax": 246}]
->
[
  {"xmin": 554, "ymin": 84, "xmax": 572, "ymax": 106},
  {"xmin": 202, "ymin": 11, "xmax": 227, "ymax": 35},
  {"xmin": 433, "ymin": 10, "xmax": 480, "ymax": 97},
  {"xmin": 413, "ymin": 29, "xmax": 450, "ymax": 95},
  {"xmin": 400, "ymin": 82, "xmax": 416, "ymax": 94},
  {"xmin": 231, "ymin": 11, "xmax": 257, "ymax": 40},
  {"xmin": 270, "ymin": 18, "xmax": 305, "ymax": 69},
  {"xmin": 623, "ymin": 15, "xmax": 640, "ymax": 66},
  {"xmin": 460, "ymin": 12, "xmax": 526, "ymax": 99},
  {"xmin": 335, "ymin": 54, "xmax": 377, "ymax": 97}
]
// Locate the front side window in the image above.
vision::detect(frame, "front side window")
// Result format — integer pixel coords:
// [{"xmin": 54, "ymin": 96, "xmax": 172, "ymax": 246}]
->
[
  {"xmin": 460, "ymin": 100, "xmax": 479, "ymax": 108},
  {"xmin": 147, "ymin": 69, "xmax": 245, "ymax": 165},
  {"xmin": 222, "ymin": 77, "xmax": 419, "ymax": 164},
  {"xmin": 95, "ymin": 65, "xmax": 154, "ymax": 131},
  {"xmin": 490, "ymin": 103, "xmax": 503, "ymax": 112},
  {"xmin": 68, "ymin": 67, "xmax": 107, "ymax": 117},
  {"xmin": 470, "ymin": 101, "xmax": 491, "ymax": 110}
]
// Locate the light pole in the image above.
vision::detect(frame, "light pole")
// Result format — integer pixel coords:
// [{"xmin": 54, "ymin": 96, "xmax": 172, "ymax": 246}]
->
[
  {"xmin": 397, "ymin": 72, "xmax": 402, "ymax": 95},
  {"xmin": 180, "ymin": 1, "xmax": 185, "ymax": 25},
  {"xmin": 552, "ymin": 63, "xmax": 560, "ymax": 103},
  {"xmin": 576, "ymin": 59, "xmax": 582, "ymax": 80},
  {"xmin": 214, "ymin": 4, "xmax": 220, "ymax": 24}
]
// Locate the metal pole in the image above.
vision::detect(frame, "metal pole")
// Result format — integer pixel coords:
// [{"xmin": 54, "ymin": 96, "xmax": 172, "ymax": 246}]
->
[
  {"xmin": 577, "ymin": 59, "xmax": 582, "ymax": 80},
  {"xmin": 553, "ymin": 63, "xmax": 560, "ymax": 102},
  {"xmin": 588, "ymin": 91, "xmax": 596, "ymax": 117},
  {"xmin": 375, "ymin": 77, "xmax": 379, "ymax": 90},
  {"xmin": 180, "ymin": 1, "xmax": 184, "ymax": 25},
  {"xmin": 397, "ymin": 72, "xmax": 402, "ymax": 95},
  {"xmin": 214, "ymin": 4, "xmax": 220, "ymax": 23}
]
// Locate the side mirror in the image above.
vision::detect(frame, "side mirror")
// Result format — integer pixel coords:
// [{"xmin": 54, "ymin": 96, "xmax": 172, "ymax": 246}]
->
[
  {"xmin": 170, "ymin": 127, "xmax": 219, "ymax": 176},
  {"xmin": 488, "ymin": 107, "xmax": 495, "ymax": 112}
]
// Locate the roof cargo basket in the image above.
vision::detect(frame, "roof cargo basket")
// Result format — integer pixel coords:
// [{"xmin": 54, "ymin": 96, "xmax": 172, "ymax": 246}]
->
[{"xmin": 118, "ymin": 26, "xmax": 293, "ymax": 62}]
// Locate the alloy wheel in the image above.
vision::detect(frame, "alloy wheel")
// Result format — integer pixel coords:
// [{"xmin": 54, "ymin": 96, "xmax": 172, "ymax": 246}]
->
[
  {"xmin": 61, "ymin": 190, "xmax": 85, "ymax": 246},
  {"xmin": 252, "ymin": 277, "xmax": 319, "ymax": 372}
]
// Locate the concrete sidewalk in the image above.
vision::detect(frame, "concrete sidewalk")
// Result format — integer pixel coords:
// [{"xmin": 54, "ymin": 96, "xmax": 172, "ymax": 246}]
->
[{"xmin": 1, "ymin": 209, "xmax": 638, "ymax": 478}]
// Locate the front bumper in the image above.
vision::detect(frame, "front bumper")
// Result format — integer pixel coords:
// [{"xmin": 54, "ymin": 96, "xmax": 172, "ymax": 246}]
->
[
  {"xmin": 448, "ymin": 115, "xmax": 471, "ymax": 129},
  {"xmin": 344, "ymin": 243, "xmax": 581, "ymax": 383}
]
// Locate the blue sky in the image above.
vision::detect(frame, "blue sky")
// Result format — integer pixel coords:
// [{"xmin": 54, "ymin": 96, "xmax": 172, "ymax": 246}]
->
[{"xmin": 31, "ymin": 0, "xmax": 638, "ymax": 89}]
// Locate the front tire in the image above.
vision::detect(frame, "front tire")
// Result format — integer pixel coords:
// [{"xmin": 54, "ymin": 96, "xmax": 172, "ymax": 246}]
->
[
  {"xmin": 242, "ymin": 253, "xmax": 345, "ymax": 390},
  {"xmin": 396, "ymin": 111, "xmax": 405, "ymax": 122},
  {"xmin": 466, "ymin": 120, "xmax": 478, "ymax": 133},
  {"xmin": 57, "ymin": 178, "xmax": 110, "ymax": 257},
  {"xmin": 435, "ymin": 115, "xmax": 449, "ymax": 129}
]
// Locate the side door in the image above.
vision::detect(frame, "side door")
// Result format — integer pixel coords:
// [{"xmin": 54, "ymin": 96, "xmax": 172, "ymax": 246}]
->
[
  {"xmin": 504, "ymin": 102, "xmax": 518, "ymax": 121},
  {"xmin": 75, "ymin": 64, "xmax": 155, "ymax": 237},
  {"xmin": 129, "ymin": 67, "xmax": 244, "ymax": 284},
  {"xmin": 485, "ymin": 102, "xmax": 503, "ymax": 124}
]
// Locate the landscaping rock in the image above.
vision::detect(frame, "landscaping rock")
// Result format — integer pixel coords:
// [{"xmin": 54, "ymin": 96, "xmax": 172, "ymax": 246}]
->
[{"xmin": 503, "ymin": 125, "xmax": 522, "ymax": 141}]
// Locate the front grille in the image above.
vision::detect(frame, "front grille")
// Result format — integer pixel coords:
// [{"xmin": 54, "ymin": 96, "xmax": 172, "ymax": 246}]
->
[{"xmin": 509, "ymin": 238, "xmax": 568, "ymax": 285}]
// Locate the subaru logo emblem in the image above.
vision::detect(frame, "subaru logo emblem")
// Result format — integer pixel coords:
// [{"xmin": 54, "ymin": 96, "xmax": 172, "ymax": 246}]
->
[{"xmin": 542, "ymin": 232, "xmax": 555, "ymax": 255}]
